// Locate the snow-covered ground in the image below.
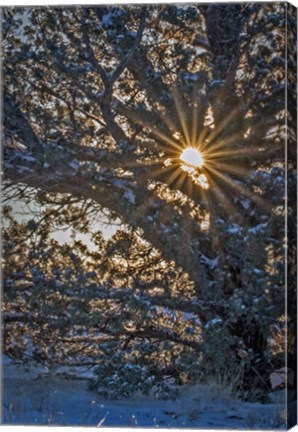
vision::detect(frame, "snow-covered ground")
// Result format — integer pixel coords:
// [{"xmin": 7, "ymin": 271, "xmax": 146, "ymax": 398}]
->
[{"xmin": 1, "ymin": 356, "xmax": 287, "ymax": 428}]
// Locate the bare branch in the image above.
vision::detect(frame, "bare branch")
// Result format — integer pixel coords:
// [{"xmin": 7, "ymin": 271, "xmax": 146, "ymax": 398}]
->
[
  {"xmin": 80, "ymin": 9, "xmax": 108, "ymax": 87},
  {"xmin": 111, "ymin": 7, "xmax": 147, "ymax": 83}
]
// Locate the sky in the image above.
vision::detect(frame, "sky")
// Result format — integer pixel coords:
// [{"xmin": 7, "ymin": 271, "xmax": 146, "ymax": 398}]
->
[{"xmin": 8, "ymin": 196, "xmax": 120, "ymax": 247}]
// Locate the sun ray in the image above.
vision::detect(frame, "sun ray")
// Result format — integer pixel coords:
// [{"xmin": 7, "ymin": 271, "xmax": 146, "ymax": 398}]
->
[
  {"xmin": 204, "ymin": 148, "xmax": 248, "ymax": 161},
  {"xmin": 202, "ymin": 131, "xmax": 245, "ymax": 154},
  {"xmin": 152, "ymin": 159, "xmax": 180, "ymax": 172},
  {"xmin": 201, "ymin": 185, "xmax": 235, "ymax": 257},
  {"xmin": 206, "ymin": 165, "xmax": 271, "ymax": 211},
  {"xmin": 175, "ymin": 170, "xmax": 188, "ymax": 191},
  {"xmin": 118, "ymin": 104, "xmax": 184, "ymax": 152},
  {"xmin": 204, "ymin": 144, "xmax": 273, "ymax": 164},
  {"xmin": 202, "ymin": 102, "xmax": 246, "ymax": 149},
  {"xmin": 191, "ymin": 87, "xmax": 202, "ymax": 146},
  {"xmin": 111, "ymin": 156, "xmax": 177, "ymax": 170},
  {"xmin": 165, "ymin": 166, "xmax": 186, "ymax": 188},
  {"xmin": 116, "ymin": 82, "xmax": 271, "ymax": 222},
  {"xmin": 147, "ymin": 165, "xmax": 187, "ymax": 190},
  {"xmin": 208, "ymin": 176, "xmax": 236, "ymax": 216},
  {"xmin": 172, "ymin": 89, "xmax": 191, "ymax": 147},
  {"xmin": 208, "ymin": 190, "xmax": 238, "ymax": 259},
  {"xmin": 206, "ymin": 160, "xmax": 250, "ymax": 178},
  {"xmin": 149, "ymin": 127, "xmax": 185, "ymax": 151},
  {"xmin": 196, "ymin": 124, "xmax": 210, "ymax": 149},
  {"xmin": 185, "ymin": 167, "xmax": 195, "ymax": 199},
  {"xmin": 153, "ymin": 104, "xmax": 181, "ymax": 140}
]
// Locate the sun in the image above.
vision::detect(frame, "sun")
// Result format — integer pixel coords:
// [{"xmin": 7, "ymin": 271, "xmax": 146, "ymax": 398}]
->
[
  {"xmin": 179, "ymin": 147, "xmax": 209, "ymax": 189},
  {"xmin": 180, "ymin": 147, "xmax": 204, "ymax": 168}
]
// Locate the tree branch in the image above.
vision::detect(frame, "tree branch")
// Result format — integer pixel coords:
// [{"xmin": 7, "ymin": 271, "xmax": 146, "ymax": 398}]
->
[{"xmin": 111, "ymin": 7, "xmax": 147, "ymax": 83}]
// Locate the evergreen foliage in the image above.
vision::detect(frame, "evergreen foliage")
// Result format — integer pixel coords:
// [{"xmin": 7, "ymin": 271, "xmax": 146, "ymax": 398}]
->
[{"xmin": 2, "ymin": 3, "xmax": 296, "ymax": 399}]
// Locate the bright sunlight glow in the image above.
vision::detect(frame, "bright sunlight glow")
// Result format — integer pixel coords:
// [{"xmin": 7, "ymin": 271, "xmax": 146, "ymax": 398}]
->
[{"xmin": 180, "ymin": 147, "xmax": 204, "ymax": 168}]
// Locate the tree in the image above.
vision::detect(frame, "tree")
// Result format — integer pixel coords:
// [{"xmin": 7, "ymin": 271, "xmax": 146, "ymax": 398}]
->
[{"xmin": 2, "ymin": 3, "xmax": 296, "ymax": 398}]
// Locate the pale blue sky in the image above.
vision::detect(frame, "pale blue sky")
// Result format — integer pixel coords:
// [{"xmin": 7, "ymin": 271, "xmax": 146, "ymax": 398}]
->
[{"xmin": 7, "ymin": 197, "xmax": 120, "ymax": 249}]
